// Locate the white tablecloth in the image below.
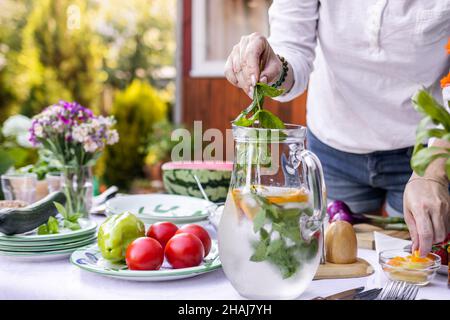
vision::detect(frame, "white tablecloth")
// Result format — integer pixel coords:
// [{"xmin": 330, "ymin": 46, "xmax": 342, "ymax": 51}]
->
[{"xmin": 0, "ymin": 216, "xmax": 448, "ymax": 300}]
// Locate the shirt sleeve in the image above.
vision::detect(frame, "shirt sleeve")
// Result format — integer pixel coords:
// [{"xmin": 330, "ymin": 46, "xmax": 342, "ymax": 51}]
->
[{"xmin": 267, "ymin": 0, "xmax": 319, "ymax": 102}]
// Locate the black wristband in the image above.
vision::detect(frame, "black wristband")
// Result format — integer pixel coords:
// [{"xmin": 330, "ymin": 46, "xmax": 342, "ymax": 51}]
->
[{"xmin": 271, "ymin": 55, "xmax": 289, "ymax": 89}]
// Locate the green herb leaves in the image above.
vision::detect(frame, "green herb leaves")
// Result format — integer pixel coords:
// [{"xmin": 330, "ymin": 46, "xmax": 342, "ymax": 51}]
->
[
  {"xmin": 37, "ymin": 201, "xmax": 81, "ymax": 234},
  {"xmin": 247, "ymin": 190, "xmax": 318, "ymax": 279},
  {"xmin": 233, "ymin": 83, "xmax": 285, "ymax": 129},
  {"xmin": 37, "ymin": 216, "xmax": 59, "ymax": 235},
  {"xmin": 411, "ymin": 90, "xmax": 450, "ymax": 179}
]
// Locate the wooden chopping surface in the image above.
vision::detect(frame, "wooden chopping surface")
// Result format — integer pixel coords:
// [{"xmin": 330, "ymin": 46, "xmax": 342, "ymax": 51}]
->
[{"xmin": 353, "ymin": 223, "xmax": 410, "ymax": 250}]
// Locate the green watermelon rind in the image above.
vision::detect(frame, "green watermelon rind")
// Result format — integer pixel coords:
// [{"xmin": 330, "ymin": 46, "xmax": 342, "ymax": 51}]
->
[{"xmin": 162, "ymin": 169, "xmax": 231, "ymax": 203}]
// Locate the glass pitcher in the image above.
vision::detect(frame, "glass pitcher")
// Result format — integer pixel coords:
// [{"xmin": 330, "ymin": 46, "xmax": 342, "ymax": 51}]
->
[{"xmin": 218, "ymin": 124, "xmax": 327, "ymax": 299}]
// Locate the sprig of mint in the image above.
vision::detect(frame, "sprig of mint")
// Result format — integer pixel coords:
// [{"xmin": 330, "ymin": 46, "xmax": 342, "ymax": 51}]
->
[
  {"xmin": 247, "ymin": 187, "xmax": 317, "ymax": 279},
  {"xmin": 411, "ymin": 90, "xmax": 450, "ymax": 179},
  {"xmin": 234, "ymin": 83, "xmax": 286, "ymax": 129},
  {"xmin": 37, "ymin": 216, "xmax": 59, "ymax": 235},
  {"xmin": 54, "ymin": 201, "xmax": 81, "ymax": 231}
]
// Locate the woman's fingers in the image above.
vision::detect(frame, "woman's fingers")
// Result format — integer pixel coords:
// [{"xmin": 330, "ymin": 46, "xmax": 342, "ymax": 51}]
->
[
  {"xmin": 430, "ymin": 200, "xmax": 449, "ymax": 243},
  {"xmin": 242, "ymin": 33, "xmax": 266, "ymax": 85},
  {"xmin": 225, "ymin": 32, "xmax": 278, "ymax": 93},
  {"xmin": 224, "ymin": 55, "xmax": 238, "ymax": 86},
  {"xmin": 404, "ymin": 209, "xmax": 419, "ymax": 252},
  {"xmin": 414, "ymin": 209, "xmax": 434, "ymax": 256}
]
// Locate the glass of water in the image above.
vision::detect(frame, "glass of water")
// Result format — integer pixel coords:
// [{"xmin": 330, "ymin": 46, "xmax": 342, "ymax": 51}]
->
[
  {"xmin": 46, "ymin": 172, "xmax": 62, "ymax": 193},
  {"xmin": 1, "ymin": 173, "xmax": 37, "ymax": 204}
]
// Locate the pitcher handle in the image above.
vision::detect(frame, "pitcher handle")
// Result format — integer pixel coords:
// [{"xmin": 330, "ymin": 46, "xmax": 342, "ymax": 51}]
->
[{"xmin": 297, "ymin": 149, "xmax": 326, "ymax": 222}]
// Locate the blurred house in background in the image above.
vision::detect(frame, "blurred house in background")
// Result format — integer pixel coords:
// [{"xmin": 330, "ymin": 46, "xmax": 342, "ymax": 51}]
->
[{"xmin": 175, "ymin": 0, "xmax": 307, "ymax": 133}]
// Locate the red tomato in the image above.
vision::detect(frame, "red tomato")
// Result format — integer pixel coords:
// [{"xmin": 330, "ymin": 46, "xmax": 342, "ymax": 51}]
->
[
  {"xmin": 126, "ymin": 237, "xmax": 164, "ymax": 271},
  {"xmin": 176, "ymin": 224, "xmax": 211, "ymax": 256},
  {"xmin": 165, "ymin": 233, "xmax": 204, "ymax": 269},
  {"xmin": 147, "ymin": 222, "xmax": 179, "ymax": 248}
]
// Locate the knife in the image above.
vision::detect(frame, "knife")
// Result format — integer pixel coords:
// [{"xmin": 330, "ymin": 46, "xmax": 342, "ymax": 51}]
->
[
  {"xmin": 353, "ymin": 288, "xmax": 382, "ymax": 300},
  {"xmin": 311, "ymin": 286, "xmax": 365, "ymax": 300}
]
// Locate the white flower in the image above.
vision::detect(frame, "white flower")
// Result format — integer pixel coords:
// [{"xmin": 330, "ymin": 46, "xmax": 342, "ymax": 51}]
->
[
  {"xmin": 83, "ymin": 138, "xmax": 98, "ymax": 153},
  {"xmin": 106, "ymin": 129, "xmax": 119, "ymax": 145},
  {"xmin": 72, "ymin": 125, "xmax": 89, "ymax": 143},
  {"xmin": 16, "ymin": 133, "xmax": 33, "ymax": 148},
  {"xmin": 33, "ymin": 123, "xmax": 44, "ymax": 138},
  {"xmin": 2, "ymin": 115, "xmax": 32, "ymax": 137}
]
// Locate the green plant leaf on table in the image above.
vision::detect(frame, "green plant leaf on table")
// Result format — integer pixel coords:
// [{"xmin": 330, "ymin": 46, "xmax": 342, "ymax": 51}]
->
[
  {"xmin": 37, "ymin": 216, "xmax": 59, "ymax": 235},
  {"xmin": 54, "ymin": 201, "xmax": 81, "ymax": 231}
]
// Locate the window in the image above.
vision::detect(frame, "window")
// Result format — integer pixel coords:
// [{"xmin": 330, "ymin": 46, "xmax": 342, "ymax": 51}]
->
[{"xmin": 191, "ymin": 0, "xmax": 271, "ymax": 77}]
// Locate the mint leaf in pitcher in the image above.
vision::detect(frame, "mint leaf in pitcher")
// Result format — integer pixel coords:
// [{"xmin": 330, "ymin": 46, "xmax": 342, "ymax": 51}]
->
[{"xmin": 233, "ymin": 83, "xmax": 285, "ymax": 129}]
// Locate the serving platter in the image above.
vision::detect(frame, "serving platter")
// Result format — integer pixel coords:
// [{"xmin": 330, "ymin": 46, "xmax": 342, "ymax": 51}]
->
[{"xmin": 71, "ymin": 240, "xmax": 221, "ymax": 281}]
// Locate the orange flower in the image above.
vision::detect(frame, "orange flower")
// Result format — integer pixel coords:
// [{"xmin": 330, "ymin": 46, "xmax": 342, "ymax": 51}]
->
[
  {"xmin": 441, "ymin": 72, "xmax": 450, "ymax": 88},
  {"xmin": 446, "ymin": 37, "xmax": 450, "ymax": 54}
]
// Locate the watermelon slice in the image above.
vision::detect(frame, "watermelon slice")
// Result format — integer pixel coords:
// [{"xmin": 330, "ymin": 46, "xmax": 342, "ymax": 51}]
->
[{"xmin": 161, "ymin": 161, "xmax": 233, "ymax": 203}]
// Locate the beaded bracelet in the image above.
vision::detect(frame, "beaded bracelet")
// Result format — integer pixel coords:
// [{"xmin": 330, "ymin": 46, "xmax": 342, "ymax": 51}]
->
[{"xmin": 271, "ymin": 54, "xmax": 289, "ymax": 89}]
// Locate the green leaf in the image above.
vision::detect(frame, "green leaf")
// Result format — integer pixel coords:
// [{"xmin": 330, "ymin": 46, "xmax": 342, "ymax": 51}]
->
[
  {"xmin": 64, "ymin": 219, "xmax": 81, "ymax": 231},
  {"xmin": 412, "ymin": 90, "xmax": 450, "ymax": 131},
  {"xmin": 67, "ymin": 213, "xmax": 81, "ymax": 223},
  {"xmin": 256, "ymin": 83, "xmax": 284, "ymax": 98},
  {"xmin": 47, "ymin": 216, "xmax": 59, "ymax": 234},
  {"xmin": 53, "ymin": 201, "xmax": 68, "ymax": 220},
  {"xmin": 253, "ymin": 208, "xmax": 266, "ymax": 233},
  {"xmin": 37, "ymin": 224, "xmax": 49, "ymax": 235},
  {"xmin": 411, "ymin": 146, "xmax": 450, "ymax": 176},
  {"xmin": 258, "ymin": 110, "xmax": 286, "ymax": 129},
  {"xmin": 250, "ymin": 240, "xmax": 269, "ymax": 262}
]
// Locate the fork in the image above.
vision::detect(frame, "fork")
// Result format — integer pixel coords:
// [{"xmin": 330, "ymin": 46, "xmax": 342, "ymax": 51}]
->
[{"xmin": 377, "ymin": 281, "xmax": 419, "ymax": 300}]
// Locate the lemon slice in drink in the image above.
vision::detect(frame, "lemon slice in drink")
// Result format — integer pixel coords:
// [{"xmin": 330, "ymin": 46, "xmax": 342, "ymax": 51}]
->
[{"xmin": 259, "ymin": 187, "xmax": 309, "ymax": 204}]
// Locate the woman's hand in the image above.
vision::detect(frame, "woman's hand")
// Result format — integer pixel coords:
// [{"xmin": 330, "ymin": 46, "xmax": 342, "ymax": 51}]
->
[
  {"xmin": 224, "ymin": 32, "xmax": 290, "ymax": 97},
  {"xmin": 403, "ymin": 173, "xmax": 450, "ymax": 256}
]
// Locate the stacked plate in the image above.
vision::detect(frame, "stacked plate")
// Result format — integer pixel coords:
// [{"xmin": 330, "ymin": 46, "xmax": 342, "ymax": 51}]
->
[
  {"xmin": 105, "ymin": 194, "xmax": 215, "ymax": 224},
  {"xmin": 0, "ymin": 219, "xmax": 97, "ymax": 261}
]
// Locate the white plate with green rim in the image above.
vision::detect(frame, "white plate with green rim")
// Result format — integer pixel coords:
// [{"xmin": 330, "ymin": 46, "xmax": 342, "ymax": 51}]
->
[
  {"xmin": 0, "ymin": 231, "xmax": 96, "ymax": 247},
  {"xmin": 0, "ymin": 219, "xmax": 97, "ymax": 242},
  {"xmin": 105, "ymin": 194, "xmax": 213, "ymax": 223},
  {"xmin": 0, "ymin": 236, "xmax": 97, "ymax": 252},
  {"xmin": 0, "ymin": 246, "xmax": 89, "ymax": 261},
  {"xmin": 71, "ymin": 240, "xmax": 221, "ymax": 281}
]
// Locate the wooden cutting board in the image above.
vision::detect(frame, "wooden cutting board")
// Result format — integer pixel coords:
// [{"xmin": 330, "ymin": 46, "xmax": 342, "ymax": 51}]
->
[
  {"xmin": 353, "ymin": 223, "xmax": 410, "ymax": 250},
  {"xmin": 314, "ymin": 258, "xmax": 374, "ymax": 280}
]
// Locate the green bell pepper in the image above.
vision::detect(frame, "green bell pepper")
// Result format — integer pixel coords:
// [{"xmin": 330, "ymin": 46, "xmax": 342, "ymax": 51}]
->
[{"xmin": 97, "ymin": 212, "xmax": 145, "ymax": 262}]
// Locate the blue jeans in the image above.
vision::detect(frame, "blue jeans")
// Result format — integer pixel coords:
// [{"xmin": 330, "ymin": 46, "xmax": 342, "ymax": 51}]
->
[{"xmin": 307, "ymin": 130, "xmax": 413, "ymax": 216}]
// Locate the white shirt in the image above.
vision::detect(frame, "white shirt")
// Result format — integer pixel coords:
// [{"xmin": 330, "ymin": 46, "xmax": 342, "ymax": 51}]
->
[{"xmin": 268, "ymin": 0, "xmax": 450, "ymax": 153}]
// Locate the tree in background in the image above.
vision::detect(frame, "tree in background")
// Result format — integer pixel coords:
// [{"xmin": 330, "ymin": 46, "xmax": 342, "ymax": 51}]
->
[
  {"xmin": 0, "ymin": 0, "xmax": 32, "ymax": 122},
  {"xmin": 95, "ymin": 0, "xmax": 175, "ymax": 91},
  {"xmin": 99, "ymin": 80, "xmax": 168, "ymax": 189},
  {"xmin": 12, "ymin": 0, "xmax": 105, "ymax": 116}
]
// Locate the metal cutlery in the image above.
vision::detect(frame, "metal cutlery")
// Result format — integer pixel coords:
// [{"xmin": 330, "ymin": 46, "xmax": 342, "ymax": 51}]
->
[
  {"xmin": 353, "ymin": 288, "xmax": 382, "ymax": 300},
  {"xmin": 311, "ymin": 286, "xmax": 364, "ymax": 300},
  {"xmin": 377, "ymin": 280, "xmax": 419, "ymax": 300}
]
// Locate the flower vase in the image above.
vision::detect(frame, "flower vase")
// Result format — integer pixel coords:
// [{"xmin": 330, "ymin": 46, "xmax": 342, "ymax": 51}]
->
[{"xmin": 61, "ymin": 165, "xmax": 93, "ymax": 219}]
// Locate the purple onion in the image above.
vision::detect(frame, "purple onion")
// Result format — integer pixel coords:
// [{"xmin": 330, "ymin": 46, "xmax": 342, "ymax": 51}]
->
[
  {"xmin": 331, "ymin": 211, "xmax": 354, "ymax": 224},
  {"xmin": 327, "ymin": 200, "xmax": 352, "ymax": 220}
]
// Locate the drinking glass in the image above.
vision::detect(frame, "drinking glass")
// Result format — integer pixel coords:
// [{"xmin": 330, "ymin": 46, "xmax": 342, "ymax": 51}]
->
[{"xmin": 1, "ymin": 173, "xmax": 37, "ymax": 204}]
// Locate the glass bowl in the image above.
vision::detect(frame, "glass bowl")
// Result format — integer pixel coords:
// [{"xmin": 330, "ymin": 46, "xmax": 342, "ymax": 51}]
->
[{"xmin": 379, "ymin": 249, "xmax": 441, "ymax": 286}]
